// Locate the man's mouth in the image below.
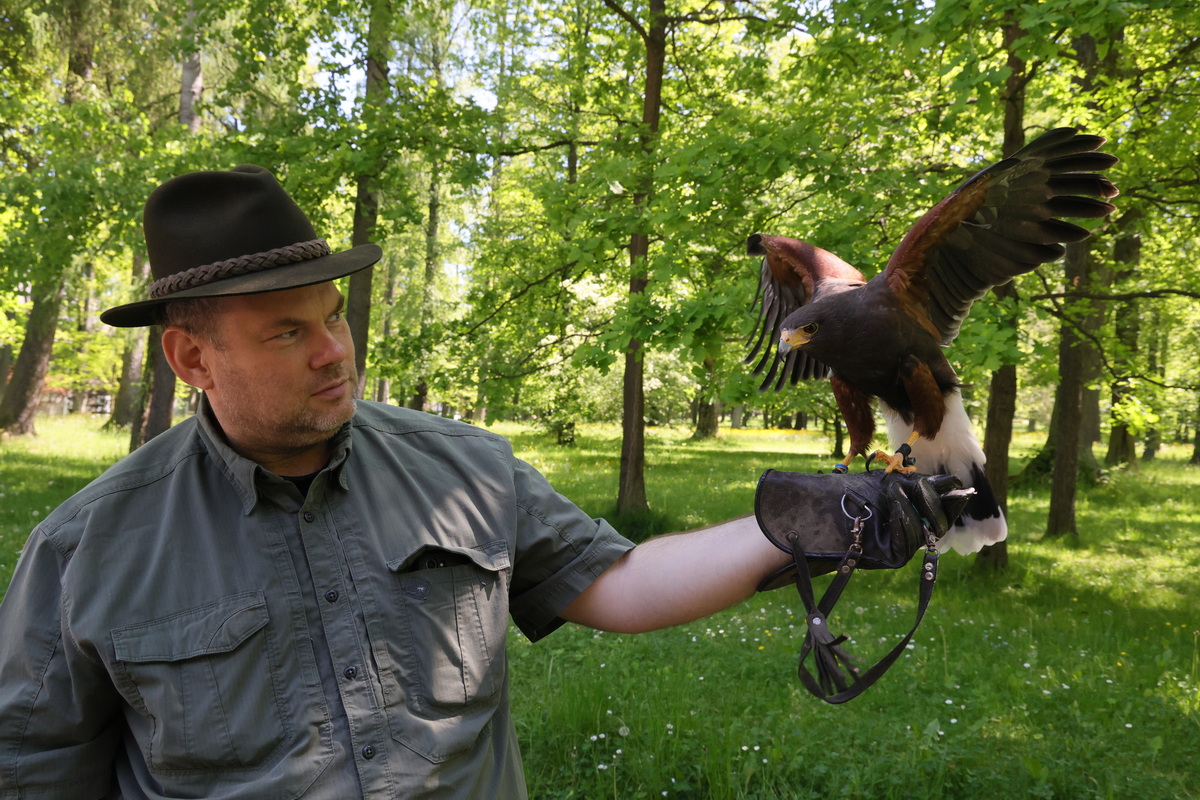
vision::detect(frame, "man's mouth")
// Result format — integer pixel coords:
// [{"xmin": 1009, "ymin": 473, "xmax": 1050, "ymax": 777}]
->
[{"xmin": 313, "ymin": 377, "xmax": 350, "ymax": 399}]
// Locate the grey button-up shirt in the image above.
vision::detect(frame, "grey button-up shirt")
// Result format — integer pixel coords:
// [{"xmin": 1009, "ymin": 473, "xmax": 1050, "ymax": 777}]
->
[{"xmin": 0, "ymin": 400, "xmax": 633, "ymax": 799}]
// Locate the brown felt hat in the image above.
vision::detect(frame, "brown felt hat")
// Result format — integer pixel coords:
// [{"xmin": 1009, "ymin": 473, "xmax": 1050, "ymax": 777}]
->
[{"xmin": 101, "ymin": 165, "xmax": 382, "ymax": 327}]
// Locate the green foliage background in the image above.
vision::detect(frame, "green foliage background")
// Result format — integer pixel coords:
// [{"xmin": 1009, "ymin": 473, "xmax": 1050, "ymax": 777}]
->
[{"xmin": 2, "ymin": 0, "xmax": 1198, "ymax": 447}]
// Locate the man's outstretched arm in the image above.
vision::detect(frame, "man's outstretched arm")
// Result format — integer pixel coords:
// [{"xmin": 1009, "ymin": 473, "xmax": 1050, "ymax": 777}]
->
[{"xmin": 559, "ymin": 516, "xmax": 788, "ymax": 633}]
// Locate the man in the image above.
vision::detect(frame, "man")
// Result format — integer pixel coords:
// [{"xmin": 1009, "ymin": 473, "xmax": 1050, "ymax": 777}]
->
[{"xmin": 0, "ymin": 166, "xmax": 961, "ymax": 799}]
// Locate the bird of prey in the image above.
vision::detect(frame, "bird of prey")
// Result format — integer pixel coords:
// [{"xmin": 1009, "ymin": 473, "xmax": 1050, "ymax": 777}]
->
[{"xmin": 746, "ymin": 127, "xmax": 1119, "ymax": 555}]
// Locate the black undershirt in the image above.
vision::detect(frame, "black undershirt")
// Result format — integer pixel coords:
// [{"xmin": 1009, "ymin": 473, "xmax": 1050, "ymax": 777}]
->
[{"xmin": 283, "ymin": 471, "xmax": 321, "ymax": 497}]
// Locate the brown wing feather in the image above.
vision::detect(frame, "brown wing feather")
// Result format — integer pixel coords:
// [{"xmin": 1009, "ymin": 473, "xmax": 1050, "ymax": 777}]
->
[
  {"xmin": 746, "ymin": 233, "xmax": 865, "ymax": 391},
  {"xmin": 882, "ymin": 127, "xmax": 1119, "ymax": 346}
]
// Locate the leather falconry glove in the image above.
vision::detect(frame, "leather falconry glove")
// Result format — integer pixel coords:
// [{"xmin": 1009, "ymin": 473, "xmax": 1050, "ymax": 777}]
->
[
  {"xmin": 755, "ymin": 469, "xmax": 971, "ymax": 589},
  {"xmin": 753, "ymin": 469, "xmax": 974, "ymax": 704}
]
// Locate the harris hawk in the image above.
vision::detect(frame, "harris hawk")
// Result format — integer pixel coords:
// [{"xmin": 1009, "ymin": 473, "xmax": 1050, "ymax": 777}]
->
[{"xmin": 746, "ymin": 127, "xmax": 1119, "ymax": 555}]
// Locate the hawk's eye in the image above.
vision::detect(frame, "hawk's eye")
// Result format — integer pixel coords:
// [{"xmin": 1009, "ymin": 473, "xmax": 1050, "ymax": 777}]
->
[{"xmin": 801, "ymin": 322, "xmax": 819, "ymax": 335}]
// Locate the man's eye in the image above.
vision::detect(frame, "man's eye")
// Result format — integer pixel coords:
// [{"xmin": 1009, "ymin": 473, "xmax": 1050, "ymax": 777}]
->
[{"xmin": 277, "ymin": 329, "xmax": 299, "ymax": 340}]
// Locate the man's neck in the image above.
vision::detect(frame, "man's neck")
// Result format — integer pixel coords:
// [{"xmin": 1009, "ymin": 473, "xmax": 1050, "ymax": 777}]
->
[{"xmin": 235, "ymin": 438, "xmax": 334, "ymax": 477}]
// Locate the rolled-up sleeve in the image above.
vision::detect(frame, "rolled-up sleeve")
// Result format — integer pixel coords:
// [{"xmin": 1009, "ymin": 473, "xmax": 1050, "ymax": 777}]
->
[
  {"xmin": 0, "ymin": 530, "xmax": 120, "ymax": 800},
  {"xmin": 504, "ymin": 453, "xmax": 634, "ymax": 642}
]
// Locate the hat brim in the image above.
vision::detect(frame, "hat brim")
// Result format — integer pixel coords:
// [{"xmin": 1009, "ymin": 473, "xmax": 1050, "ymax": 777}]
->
[{"xmin": 100, "ymin": 244, "xmax": 383, "ymax": 328}]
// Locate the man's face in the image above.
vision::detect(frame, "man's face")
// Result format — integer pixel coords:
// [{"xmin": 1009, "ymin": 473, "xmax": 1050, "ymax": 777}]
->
[{"xmin": 199, "ymin": 282, "xmax": 358, "ymax": 471}]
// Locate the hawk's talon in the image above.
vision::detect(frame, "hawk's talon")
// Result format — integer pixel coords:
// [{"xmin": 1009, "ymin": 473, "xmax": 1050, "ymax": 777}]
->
[{"xmin": 868, "ymin": 448, "xmax": 918, "ymax": 474}]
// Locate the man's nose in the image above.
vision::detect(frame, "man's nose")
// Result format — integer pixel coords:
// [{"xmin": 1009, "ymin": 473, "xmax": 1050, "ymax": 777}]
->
[{"xmin": 311, "ymin": 326, "xmax": 351, "ymax": 369}]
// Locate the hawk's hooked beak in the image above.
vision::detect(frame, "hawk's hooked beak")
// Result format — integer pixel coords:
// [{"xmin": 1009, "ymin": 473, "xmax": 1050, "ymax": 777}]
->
[{"xmin": 778, "ymin": 327, "xmax": 811, "ymax": 355}]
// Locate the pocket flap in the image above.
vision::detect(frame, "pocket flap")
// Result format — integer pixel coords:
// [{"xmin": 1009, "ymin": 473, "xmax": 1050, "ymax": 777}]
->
[
  {"xmin": 387, "ymin": 539, "xmax": 510, "ymax": 574},
  {"xmin": 112, "ymin": 591, "xmax": 269, "ymax": 663}
]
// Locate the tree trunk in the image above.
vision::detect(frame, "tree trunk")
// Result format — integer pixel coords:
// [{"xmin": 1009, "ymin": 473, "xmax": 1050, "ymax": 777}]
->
[
  {"xmin": 127, "ymin": 37, "xmax": 201, "ymax": 446},
  {"xmin": 373, "ymin": 377, "xmax": 390, "ymax": 403},
  {"xmin": 692, "ymin": 356, "xmax": 719, "ymax": 440},
  {"xmin": 1142, "ymin": 306, "xmax": 1164, "ymax": 462},
  {"xmin": 129, "ymin": 333, "xmax": 151, "ymax": 450},
  {"xmin": 979, "ymin": 285, "xmax": 1019, "ymax": 570},
  {"xmin": 1191, "ymin": 391, "xmax": 1200, "ymax": 466},
  {"xmin": 0, "ymin": 344, "xmax": 12, "ymax": 402},
  {"xmin": 108, "ymin": 330, "xmax": 147, "ymax": 428},
  {"xmin": 1081, "ymin": 382, "xmax": 1102, "ymax": 445},
  {"xmin": 131, "ymin": 331, "xmax": 175, "ymax": 448},
  {"xmin": 349, "ymin": 176, "xmax": 378, "ymax": 397},
  {"xmin": 1105, "ymin": 424, "xmax": 1137, "ymax": 467},
  {"xmin": 619, "ymin": 315, "xmax": 648, "ymax": 513},
  {"xmin": 1020, "ymin": 257, "xmax": 1108, "ymax": 486},
  {"xmin": 1046, "ymin": 242, "xmax": 1092, "ymax": 539},
  {"xmin": 107, "ymin": 252, "xmax": 151, "ymax": 429},
  {"xmin": 62, "ymin": 0, "xmax": 94, "ymax": 103},
  {"xmin": 0, "ymin": 275, "xmax": 67, "ymax": 435},
  {"xmin": 179, "ymin": 6, "xmax": 202, "ymax": 133},
  {"xmin": 831, "ymin": 413, "xmax": 845, "ymax": 460},
  {"xmin": 373, "ymin": 255, "xmax": 397, "ymax": 404},
  {"xmin": 407, "ymin": 157, "xmax": 444, "ymax": 414},
  {"xmin": 1072, "ymin": 29, "xmax": 1120, "ymax": 481},
  {"xmin": 408, "ymin": 380, "xmax": 428, "ymax": 412},
  {"xmin": 615, "ymin": 0, "xmax": 665, "ymax": 516},
  {"xmin": 1105, "ymin": 392, "xmax": 1138, "ymax": 468},
  {"xmin": 694, "ymin": 399, "xmax": 718, "ymax": 439},
  {"xmin": 1104, "ymin": 209, "xmax": 1144, "ymax": 467},
  {"xmin": 347, "ymin": 0, "xmax": 392, "ymax": 396}
]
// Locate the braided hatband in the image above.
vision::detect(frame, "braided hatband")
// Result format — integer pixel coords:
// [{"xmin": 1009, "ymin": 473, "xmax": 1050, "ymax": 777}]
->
[{"xmin": 149, "ymin": 238, "xmax": 331, "ymax": 299}]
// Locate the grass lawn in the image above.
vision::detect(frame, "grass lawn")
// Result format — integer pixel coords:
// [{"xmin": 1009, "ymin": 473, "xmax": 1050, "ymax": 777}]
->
[{"xmin": 1, "ymin": 415, "xmax": 1197, "ymax": 798}]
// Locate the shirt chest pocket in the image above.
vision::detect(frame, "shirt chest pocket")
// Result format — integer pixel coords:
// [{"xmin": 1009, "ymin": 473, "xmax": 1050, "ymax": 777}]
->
[
  {"xmin": 111, "ymin": 591, "xmax": 293, "ymax": 774},
  {"xmin": 377, "ymin": 541, "xmax": 511, "ymax": 763}
]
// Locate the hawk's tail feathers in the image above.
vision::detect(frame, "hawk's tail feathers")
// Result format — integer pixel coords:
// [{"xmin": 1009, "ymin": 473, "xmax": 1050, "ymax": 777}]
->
[
  {"xmin": 883, "ymin": 392, "xmax": 1008, "ymax": 555},
  {"xmin": 935, "ymin": 462, "xmax": 1007, "ymax": 555}
]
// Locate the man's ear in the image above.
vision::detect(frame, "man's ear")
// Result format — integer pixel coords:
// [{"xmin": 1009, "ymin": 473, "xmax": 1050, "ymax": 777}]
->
[{"xmin": 161, "ymin": 327, "xmax": 215, "ymax": 390}]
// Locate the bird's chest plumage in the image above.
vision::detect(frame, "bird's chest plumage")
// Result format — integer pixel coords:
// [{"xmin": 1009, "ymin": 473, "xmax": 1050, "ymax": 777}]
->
[{"xmin": 807, "ymin": 292, "xmax": 949, "ymax": 407}]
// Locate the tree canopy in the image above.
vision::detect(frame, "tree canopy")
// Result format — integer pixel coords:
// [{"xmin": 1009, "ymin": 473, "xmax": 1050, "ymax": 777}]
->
[{"xmin": 2, "ymin": 0, "xmax": 1199, "ymax": 543}]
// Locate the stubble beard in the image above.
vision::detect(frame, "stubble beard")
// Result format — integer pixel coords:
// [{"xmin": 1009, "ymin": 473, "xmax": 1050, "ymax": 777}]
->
[
  {"xmin": 217, "ymin": 364, "xmax": 360, "ymax": 459},
  {"xmin": 282, "ymin": 365, "xmax": 360, "ymax": 444}
]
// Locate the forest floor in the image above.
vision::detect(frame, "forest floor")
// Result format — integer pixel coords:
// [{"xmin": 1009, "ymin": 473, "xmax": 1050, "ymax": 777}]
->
[{"xmin": 1, "ymin": 415, "xmax": 1196, "ymax": 798}]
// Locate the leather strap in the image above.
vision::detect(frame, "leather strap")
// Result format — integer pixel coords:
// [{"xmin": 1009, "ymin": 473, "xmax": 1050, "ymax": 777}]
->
[{"xmin": 790, "ymin": 537, "xmax": 939, "ymax": 704}]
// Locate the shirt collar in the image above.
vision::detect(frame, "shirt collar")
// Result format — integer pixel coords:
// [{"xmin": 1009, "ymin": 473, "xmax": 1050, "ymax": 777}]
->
[{"xmin": 195, "ymin": 394, "xmax": 354, "ymax": 514}]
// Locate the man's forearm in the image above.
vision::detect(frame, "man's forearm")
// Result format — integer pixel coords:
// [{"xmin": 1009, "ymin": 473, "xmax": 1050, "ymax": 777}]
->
[{"xmin": 559, "ymin": 516, "xmax": 790, "ymax": 633}]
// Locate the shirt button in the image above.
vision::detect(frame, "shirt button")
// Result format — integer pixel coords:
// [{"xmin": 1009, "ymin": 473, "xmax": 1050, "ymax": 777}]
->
[
  {"xmin": 361, "ymin": 745, "xmax": 376, "ymax": 760},
  {"xmin": 343, "ymin": 666, "xmax": 357, "ymax": 680},
  {"xmin": 302, "ymin": 512, "xmax": 315, "ymax": 523},
  {"xmin": 324, "ymin": 590, "xmax": 339, "ymax": 603}
]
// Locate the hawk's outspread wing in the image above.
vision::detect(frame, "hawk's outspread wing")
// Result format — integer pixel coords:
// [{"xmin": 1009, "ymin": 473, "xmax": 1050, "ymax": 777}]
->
[
  {"xmin": 746, "ymin": 234, "xmax": 866, "ymax": 391},
  {"xmin": 883, "ymin": 127, "xmax": 1119, "ymax": 346}
]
